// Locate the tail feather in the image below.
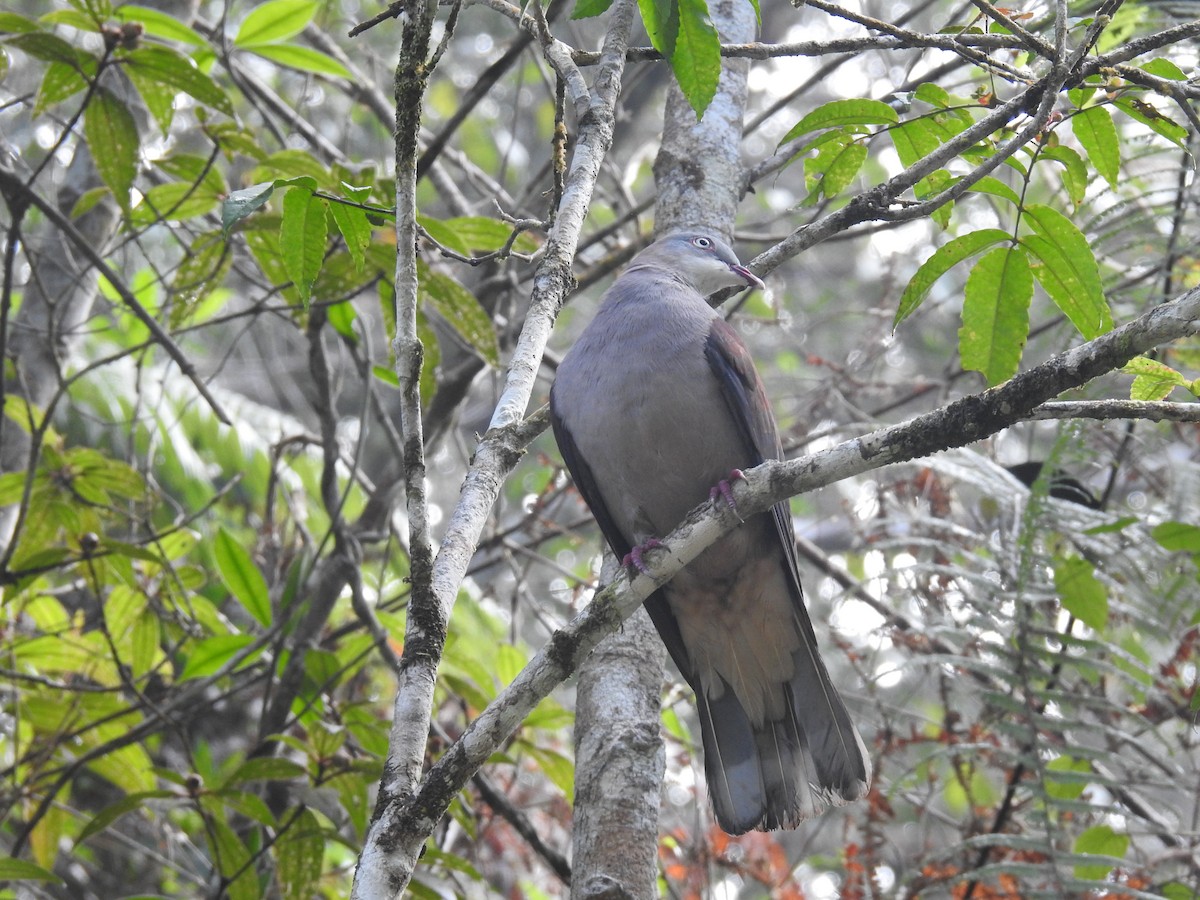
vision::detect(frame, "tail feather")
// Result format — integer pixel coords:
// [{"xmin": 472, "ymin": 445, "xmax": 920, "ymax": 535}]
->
[{"xmin": 696, "ymin": 643, "xmax": 871, "ymax": 834}]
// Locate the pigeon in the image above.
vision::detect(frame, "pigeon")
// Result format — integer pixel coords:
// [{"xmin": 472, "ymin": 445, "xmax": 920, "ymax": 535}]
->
[{"xmin": 550, "ymin": 230, "xmax": 871, "ymax": 834}]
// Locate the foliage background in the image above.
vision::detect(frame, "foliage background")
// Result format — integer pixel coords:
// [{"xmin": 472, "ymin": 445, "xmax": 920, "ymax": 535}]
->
[{"xmin": 0, "ymin": 0, "xmax": 1198, "ymax": 896}]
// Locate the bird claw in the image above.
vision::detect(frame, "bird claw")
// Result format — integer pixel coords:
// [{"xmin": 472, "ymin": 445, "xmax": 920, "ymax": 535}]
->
[
  {"xmin": 709, "ymin": 469, "xmax": 747, "ymax": 521},
  {"xmin": 622, "ymin": 538, "xmax": 665, "ymax": 575}
]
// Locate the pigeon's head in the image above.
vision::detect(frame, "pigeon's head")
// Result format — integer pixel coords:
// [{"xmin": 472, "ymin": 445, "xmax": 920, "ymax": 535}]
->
[{"xmin": 649, "ymin": 231, "xmax": 765, "ymax": 296}]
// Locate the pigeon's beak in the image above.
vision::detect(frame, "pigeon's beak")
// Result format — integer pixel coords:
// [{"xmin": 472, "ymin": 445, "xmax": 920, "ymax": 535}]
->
[{"xmin": 729, "ymin": 264, "xmax": 765, "ymax": 291}]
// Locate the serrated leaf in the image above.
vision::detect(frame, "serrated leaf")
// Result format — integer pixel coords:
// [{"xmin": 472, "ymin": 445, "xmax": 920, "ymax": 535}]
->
[
  {"xmin": 1054, "ymin": 554, "xmax": 1108, "ymax": 632},
  {"xmin": 959, "ymin": 244, "xmax": 1032, "ymax": 384},
  {"xmin": 780, "ymin": 98, "xmax": 898, "ymax": 146},
  {"xmin": 215, "ymin": 527, "xmax": 271, "ymax": 628},
  {"xmin": 244, "ymin": 42, "xmax": 351, "ymax": 78},
  {"xmin": 573, "ymin": 0, "xmax": 615, "ymax": 15},
  {"xmin": 1123, "ymin": 355, "xmax": 1187, "ymax": 401},
  {"xmin": 113, "ymin": 5, "xmax": 207, "ymax": 46},
  {"xmin": 276, "ymin": 808, "xmax": 324, "ymax": 900},
  {"xmin": 1070, "ymin": 105, "xmax": 1119, "ymax": 189},
  {"xmin": 1073, "ymin": 825, "xmax": 1128, "ymax": 881},
  {"xmin": 125, "ymin": 45, "xmax": 234, "ymax": 117},
  {"xmin": 83, "ymin": 88, "xmax": 139, "ymax": 213},
  {"xmin": 234, "ymin": 0, "xmax": 317, "ymax": 46},
  {"xmin": 804, "ymin": 134, "xmax": 867, "ymax": 203},
  {"xmin": 1040, "ymin": 145, "xmax": 1088, "ymax": 206},
  {"xmin": 671, "ymin": 0, "xmax": 721, "ymax": 118},
  {"xmin": 1021, "ymin": 204, "xmax": 1111, "ymax": 339},
  {"xmin": 914, "ymin": 82, "xmax": 950, "ymax": 107},
  {"xmin": 895, "ymin": 228, "xmax": 1011, "ymax": 328},
  {"xmin": 280, "ymin": 186, "xmax": 328, "ymax": 305},
  {"xmin": 416, "ymin": 259, "xmax": 499, "ymax": 366},
  {"xmin": 328, "ymin": 200, "xmax": 371, "ymax": 271},
  {"xmin": 222, "ymin": 182, "xmax": 276, "ymax": 235}
]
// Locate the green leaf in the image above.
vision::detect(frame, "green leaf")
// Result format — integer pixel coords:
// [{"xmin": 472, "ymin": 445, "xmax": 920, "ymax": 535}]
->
[
  {"xmin": 1151, "ymin": 520, "xmax": 1200, "ymax": 554},
  {"xmin": 959, "ymin": 244, "xmax": 1032, "ymax": 384},
  {"xmin": 0, "ymin": 12, "xmax": 39, "ymax": 33},
  {"xmin": 280, "ymin": 185, "xmax": 328, "ymax": 305},
  {"xmin": 417, "ymin": 309, "xmax": 440, "ymax": 404},
  {"xmin": 803, "ymin": 134, "xmax": 867, "ymax": 203},
  {"xmin": 224, "ymin": 757, "xmax": 308, "ymax": 786},
  {"xmin": 1053, "ymin": 554, "xmax": 1108, "ymax": 632},
  {"xmin": 222, "ymin": 182, "xmax": 276, "ymax": 235},
  {"xmin": 1044, "ymin": 755, "xmax": 1092, "ymax": 801},
  {"xmin": 125, "ymin": 45, "xmax": 234, "ymax": 117},
  {"xmin": 208, "ymin": 816, "xmax": 261, "ymax": 900},
  {"xmin": 894, "ymin": 228, "xmax": 1011, "ymax": 328},
  {"xmin": 964, "ymin": 175, "xmax": 1020, "ymax": 205},
  {"xmin": 172, "ymin": 230, "xmax": 233, "ymax": 315},
  {"xmin": 914, "ymin": 82, "xmax": 950, "ymax": 107},
  {"xmin": 416, "ymin": 259, "xmax": 499, "ymax": 366},
  {"xmin": 1020, "ymin": 204, "xmax": 1111, "ymax": 339},
  {"xmin": 245, "ymin": 43, "xmax": 351, "ymax": 78},
  {"xmin": 432, "ymin": 216, "xmax": 540, "ymax": 254},
  {"xmin": 573, "ymin": 0, "xmax": 615, "ymax": 16},
  {"xmin": 671, "ymin": 0, "xmax": 721, "ymax": 118},
  {"xmin": 638, "ymin": 0, "xmax": 679, "ymax": 57},
  {"xmin": 0, "ymin": 857, "xmax": 61, "ymax": 882},
  {"xmin": 1040, "ymin": 145, "xmax": 1088, "ymax": 206},
  {"xmin": 83, "ymin": 88, "xmax": 139, "ymax": 213},
  {"xmin": 234, "ymin": 0, "xmax": 318, "ymax": 46},
  {"xmin": 215, "ymin": 527, "xmax": 271, "ymax": 628},
  {"xmin": 1139, "ymin": 57, "xmax": 1186, "ymax": 80},
  {"xmin": 76, "ymin": 790, "xmax": 176, "ymax": 844},
  {"xmin": 779, "ymin": 98, "xmax": 898, "ymax": 146},
  {"xmin": 1123, "ymin": 355, "xmax": 1186, "ymax": 401},
  {"xmin": 1073, "ymin": 824, "xmax": 1128, "ymax": 881},
  {"xmin": 889, "ymin": 117, "xmax": 941, "ymax": 168},
  {"xmin": 328, "ymin": 198, "xmax": 371, "ymax": 272},
  {"xmin": 275, "ymin": 808, "xmax": 325, "ymax": 900},
  {"xmin": 1070, "ymin": 105, "xmax": 1119, "ymax": 189},
  {"xmin": 178, "ymin": 635, "xmax": 258, "ymax": 681},
  {"xmin": 7, "ymin": 32, "xmax": 93, "ymax": 67},
  {"xmin": 1112, "ymin": 96, "xmax": 1189, "ymax": 147},
  {"xmin": 523, "ymin": 744, "xmax": 575, "ymax": 803},
  {"xmin": 35, "ymin": 60, "xmax": 90, "ymax": 113},
  {"xmin": 113, "ymin": 5, "xmax": 208, "ymax": 46}
]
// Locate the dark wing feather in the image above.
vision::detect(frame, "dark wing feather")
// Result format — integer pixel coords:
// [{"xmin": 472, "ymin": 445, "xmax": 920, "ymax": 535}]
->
[
  {"xmin": 703, "ymin": 318, "xmax": 800, "ymax": 573},
  {"xmin": 549, "ymin": 387, "xmax": 694, "ymax": 676}
]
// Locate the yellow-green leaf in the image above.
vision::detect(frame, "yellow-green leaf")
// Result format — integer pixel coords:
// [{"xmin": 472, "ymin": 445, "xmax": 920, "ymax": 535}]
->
[
  {"xmin": 959, "ymin": 244, "xmax": 1032, "ymax": 384},
  {"xmin": 895, "ymin": 228, "xmax": 1011, "ymax": 328},
  {"xmin": 83, "ymin": 87, "xmax": 139, "ymax": 213},
  {"xmin": 1070, "ymin": 105, "xmax": 1119, "ymax": 189},
  {"xmin": 234, "ymin": 0, "xmax": 317, "ymax": 46},
  {"xmin": 1021, "ymin": 204, "xmax": 1111, "ymax": 339}
]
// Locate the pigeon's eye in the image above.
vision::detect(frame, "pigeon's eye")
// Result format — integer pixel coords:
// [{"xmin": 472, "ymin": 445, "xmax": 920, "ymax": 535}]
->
[{"xmin": 692, "ymin": 237, "xmax": 713, "ymax": 249}]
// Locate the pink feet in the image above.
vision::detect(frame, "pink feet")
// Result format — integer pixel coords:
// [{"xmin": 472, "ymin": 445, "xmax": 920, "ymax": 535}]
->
[
  {"xmin": 709, "ymin": 469, "xmax": 746, "ymax": 518},
  {"xmin": 622, "ymin": 538, "xmax": 665, "ymax": 575}
]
